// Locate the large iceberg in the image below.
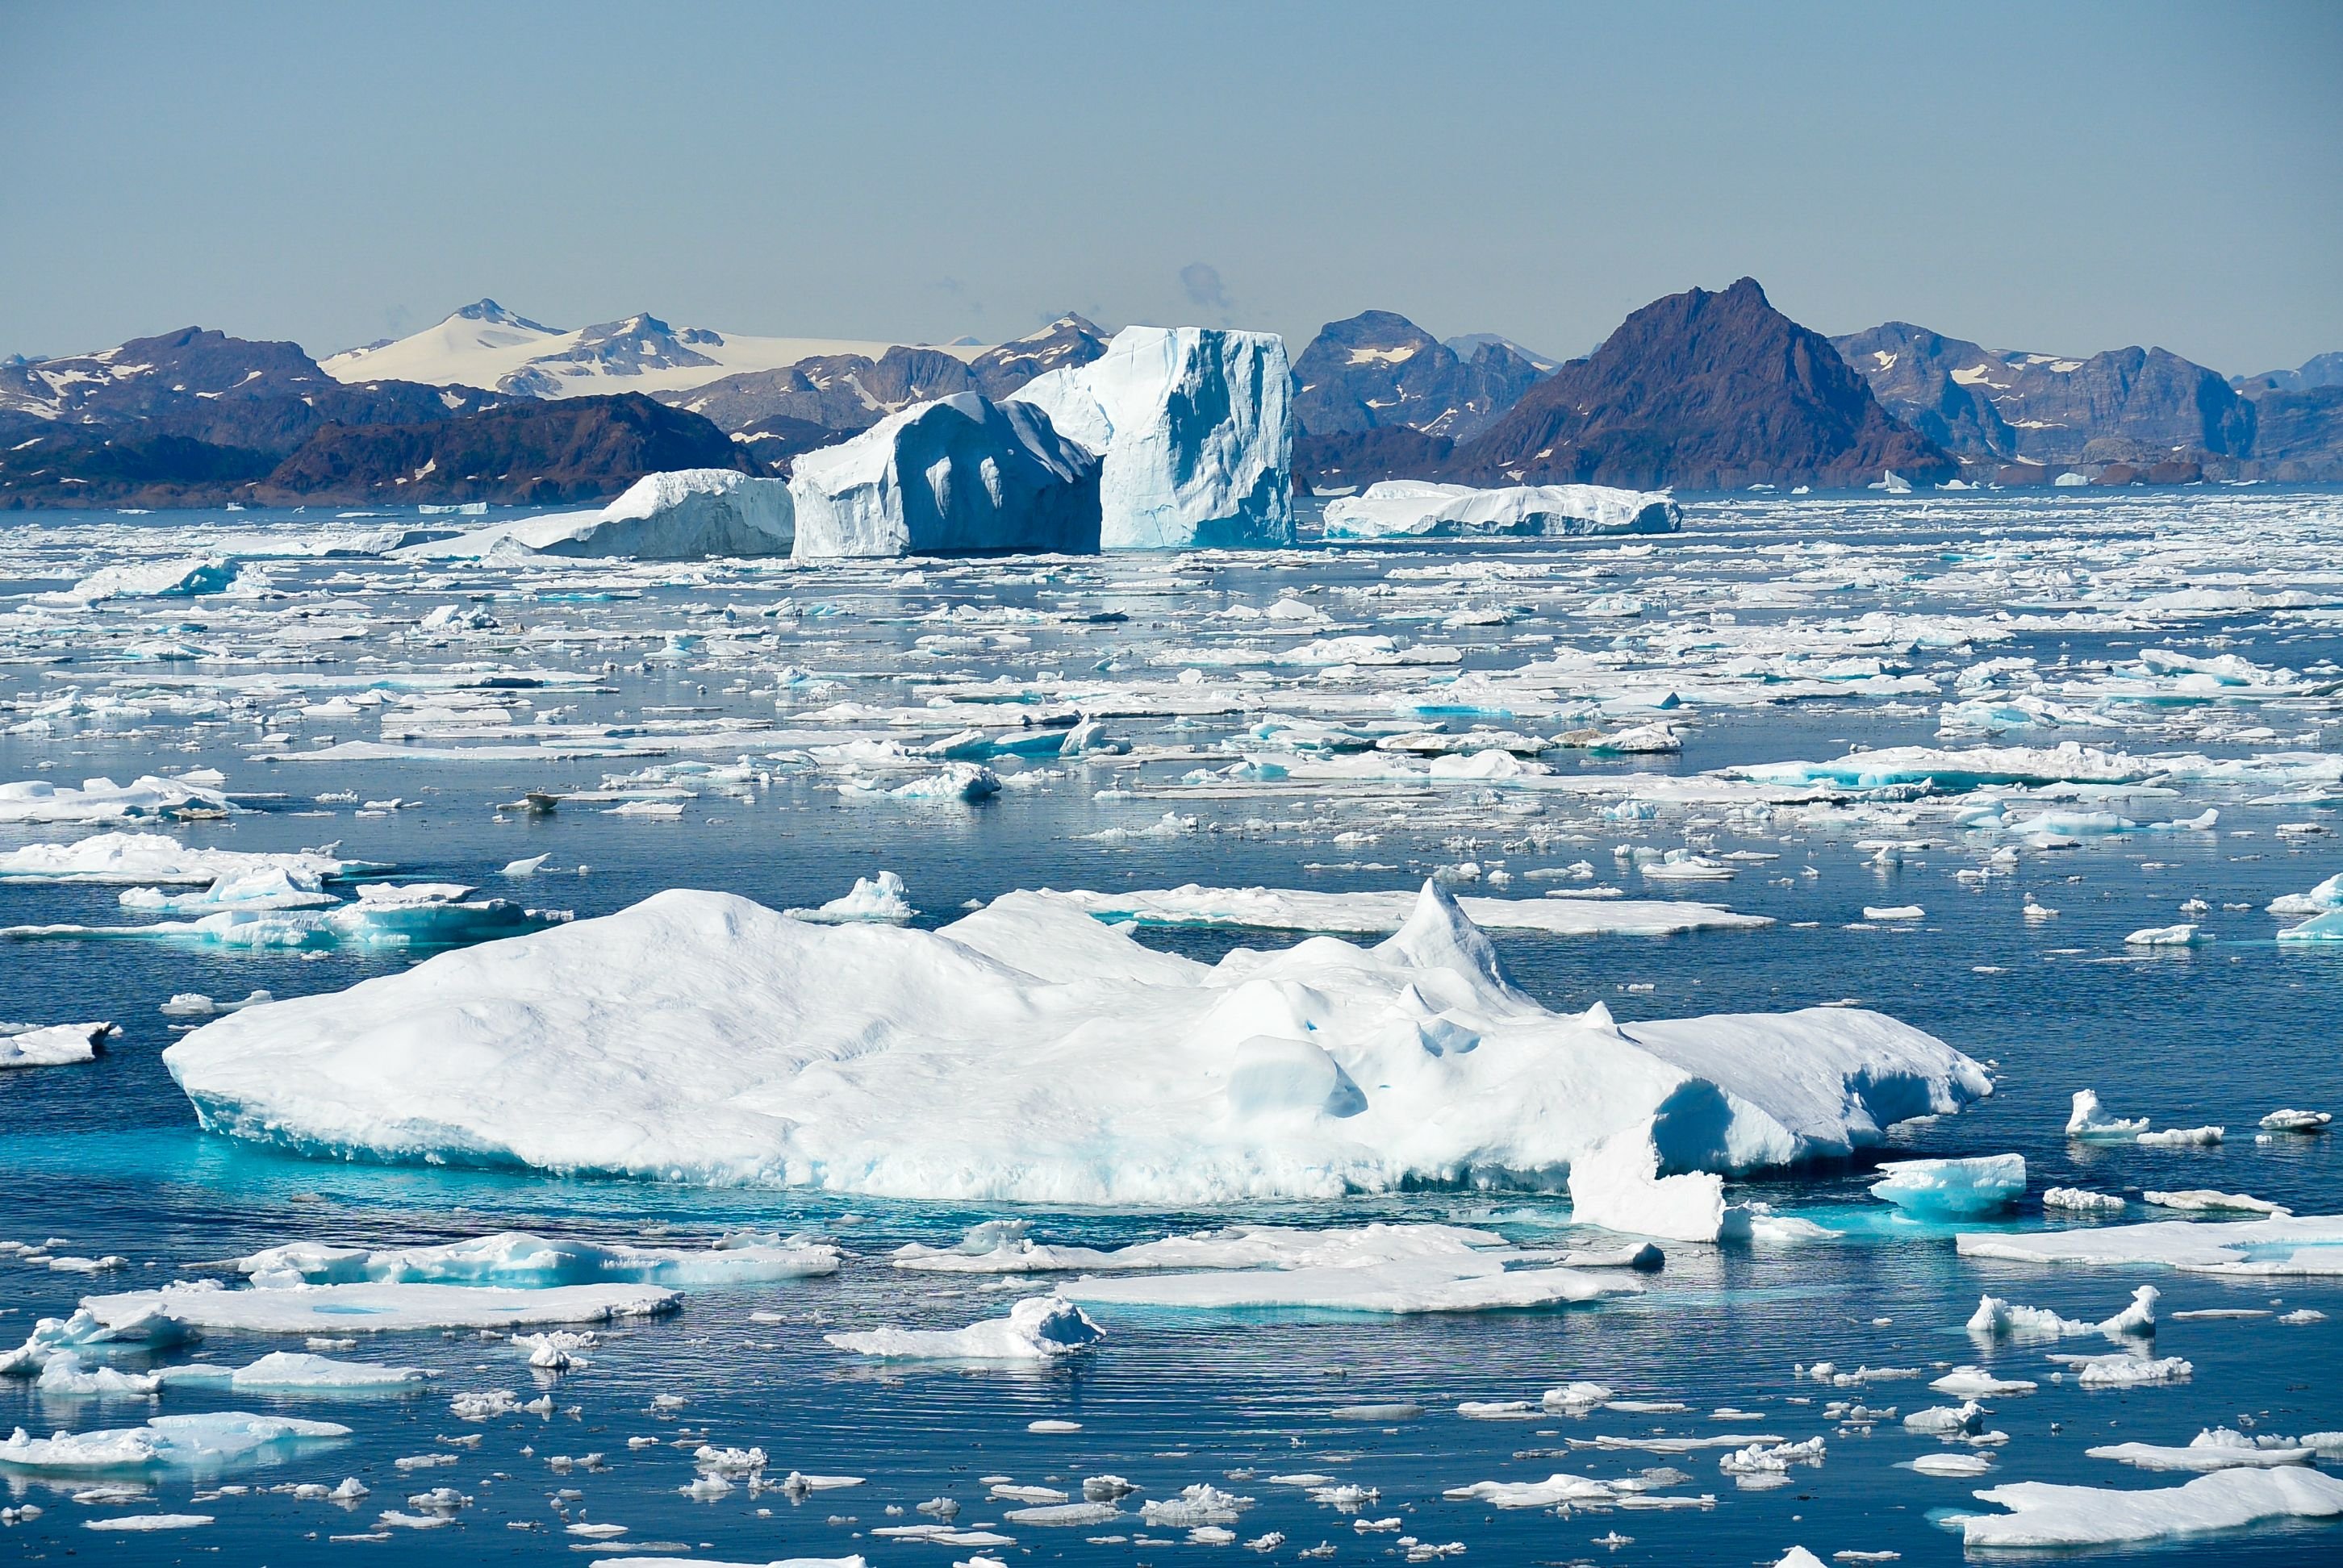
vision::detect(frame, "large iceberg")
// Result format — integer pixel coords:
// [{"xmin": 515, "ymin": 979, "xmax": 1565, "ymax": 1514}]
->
[
  {"xmin": 788, "ymin": 393, "xmax": 1100, "ymax": 560},
  {"xmin": 161, "ymin": 882, "xmax": 1989, "ymax": 1203},
  {"xmin": 1322, "ymin": 482, "xmax": 1681, "ymax": 541},
  {"xmin": 1009, "ymin": 325, "xmax": 1293, "ymax": 548}
]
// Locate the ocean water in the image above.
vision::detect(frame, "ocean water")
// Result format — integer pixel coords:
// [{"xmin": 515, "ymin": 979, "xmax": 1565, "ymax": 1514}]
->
[{"xmin": 1, "ymin": 488, "xmax": 2341, "ymax": 1565}]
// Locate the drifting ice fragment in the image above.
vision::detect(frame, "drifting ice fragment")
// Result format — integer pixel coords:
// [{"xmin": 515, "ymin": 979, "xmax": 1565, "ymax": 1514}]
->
[
  {"xmin": 1869, "ymin": 1154, "xmax": 2025, "ymax": 1216},
  {"xmin": 823, "ymin": 1295, "xmax": 1104, "ymax": 1360}
]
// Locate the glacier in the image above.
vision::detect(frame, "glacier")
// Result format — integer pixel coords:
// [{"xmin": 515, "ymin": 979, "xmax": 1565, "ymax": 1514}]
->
[
  {"xmin": 159, "ymin": 881, "xmax": 1988, "ymax": 1203},
  {"xmin": 787, "ymin": 393, "xmax": 1100, "ymax": 559},
  {"xmin": 1009, "ymin": 324, "xmax": 1292, "ymax": 548},
  {"xmin": 1322, "ymin": 481, "xmax": 1683, "ymax": 541}
]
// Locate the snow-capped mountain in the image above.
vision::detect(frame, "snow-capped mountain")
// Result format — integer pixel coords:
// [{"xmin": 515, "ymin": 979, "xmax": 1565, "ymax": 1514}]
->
[{"xmin": 323, "ymin": 300, "xmax": 991, "ymax": 400}]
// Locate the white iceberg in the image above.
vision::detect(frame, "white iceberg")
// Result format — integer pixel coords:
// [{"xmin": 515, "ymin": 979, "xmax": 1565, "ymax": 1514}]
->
[
  {"xmin": 1869, "ymin": 1153, "xmax": 2024, "ymax": 1216},
  {"xmin": 1952, "ymin": 1467, "xmax": 2343, "ymax": 1547},
  {"xmin": 1322, "ymin": 481, "xmax": 1681, "ymax": 541},
  {"xmin": 2065, "ymin": 1089, "xmax": 2149, "ymax": 1141},
  {"xmin": 161, "ymin": 882, "xmax": 1990, "ymax": 1203},
  {"xmin": 789, "ymin": 872, "xmax": 915, "ymax": 924},
  {"xmin": 1566, "ymin": 1121, "xmax": 1749, "ymax": 1244},
  {"xmin": 52, "ymin": 557, "xmax": 242, "ymax": 604},
  {"xmin": 824, "ymin": 1295, "xmax": 1103, "ymax": 1360},
  {"xmin": 789, "ymin": 394, "xmax": 1100, "ymax": 560},
  {"xmin": 507, "ymin": 469, "xmax": 793, "ymax": 559},
  {"xmin": 1966, "ymin": 1285, "xmax": 2157, "ymax": 1341},
  {"xmin": 1010, "ymin": 325, "xmax": 1292, "ymax": 548}
]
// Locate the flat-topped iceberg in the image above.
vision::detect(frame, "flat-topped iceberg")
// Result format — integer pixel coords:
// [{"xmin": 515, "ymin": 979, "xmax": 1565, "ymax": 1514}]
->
[
  {"xmin": 789, "ymin": 393, "xmax": 1100, "ymax": 559},
  {"xmin": 1010, "ymin": 325, "xmax": 1292, "ymax": 548},
  {"xmin": 161, "ymin": 882, "xmax": 1989, "ymax": 1203},
  {"xmin": 1322, "ymin": 482, "xmax": 1681, "ymax": 541}
]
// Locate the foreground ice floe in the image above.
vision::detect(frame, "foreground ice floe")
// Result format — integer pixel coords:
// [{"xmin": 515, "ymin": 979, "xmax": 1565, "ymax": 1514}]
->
[
  {"xmin": 1950, "ymin": 1467, "xmax": 2343, "ymax": 1547},
  {"xmin": 824, "ymin": 1295, "xmax": 1104, "ymax": 1360},
  {"xmin": 1321, "ymin": 482, "xmax": 1682, "ymax": 541},
  {"xmin": 161, "ymin": 882, "xmax": 1988, "ymax": 1202},
  {"xmin": 2088, "ymin": 1428, "xmax": 2315, "ymax": 1472},
  {"xmin": 233, "ymin": 1229, "xmax": 840, "ymax": 1289},
  {"xmin": 1957, "ymin": 1213, "xmax": 2343, "ymax": 1276},
  {"xmin": 0, "ymin": 1412, "xmax": 350, "ymax": 1474}
]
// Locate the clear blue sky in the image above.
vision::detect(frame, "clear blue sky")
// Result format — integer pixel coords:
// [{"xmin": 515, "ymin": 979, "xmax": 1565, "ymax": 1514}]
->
[{"xmin": 2, "ymin": 0, "xmax": 2337, "ymax": 374}]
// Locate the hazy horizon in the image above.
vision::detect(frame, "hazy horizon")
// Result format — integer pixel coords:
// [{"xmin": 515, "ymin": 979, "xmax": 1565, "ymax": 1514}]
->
[{"xmin": 2, "ymin": 0, "xmax": 2338, "ymax": 377}]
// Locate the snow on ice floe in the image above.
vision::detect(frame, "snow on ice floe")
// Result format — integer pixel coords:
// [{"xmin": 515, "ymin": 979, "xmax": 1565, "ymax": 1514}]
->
[
  {"xmin": 0, "ymin": 776, "xmax": 232, "ymax": 825},
  {"xmin": 0, "ymin": 831, "xmax": 383, "ymax": 887},
  {"xmin": 2088, "ymin": 1428, "xmax": 2315, "ymax": 1472},
  {"xmin": 0, "ymin": 1412, "xmax": 350, "ymax": 1474},
  {"xmin": 1009, "ymin": 325, "xmax": 1292, "ymax": 548},
  {"xmin": 2, "ymin": 1280, "xmax": 677, "ymax": 1370},
  {"xmin": 1321, "ymin": 482, "xmax": 1681, "ymax": 541},
  {"xmin": 789, "ymin": 394, "xmax": 1100, "ymax": 559},
  {"xmin": 1950, "ymin": 1467, "xmax": 2343, "ymax": 1548},
  {"xmin": 824, "ymin": 1295, "xmax": 1104, "ymax": 1361},
  {"xmin": 1959, "ymin": 1213, "xmax": 2343, "ymax": 1276},
  {"xmin": 1869, "ymin": 1154, "xmax": 2024, "ymax": 1216},
  {"xmin": 159, "ymin": 882, "xmax": 1989, "ymax": 1202},
  {"xmin": 0, "ymin": 1020, "xmax": 111, "ymax": 1070},
  {"xmin": 1053, "ymin": 884, "xmax": 1769, "ymax": 938}
]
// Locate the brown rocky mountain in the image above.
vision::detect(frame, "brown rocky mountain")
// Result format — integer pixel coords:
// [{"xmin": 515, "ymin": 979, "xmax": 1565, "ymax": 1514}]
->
[{"xmin": 1449, "ymin": 279, "xmax": 1953, "ymax": 490}]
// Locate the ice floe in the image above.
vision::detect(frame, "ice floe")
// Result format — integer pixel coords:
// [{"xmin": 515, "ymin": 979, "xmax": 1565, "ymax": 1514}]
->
[
  {"xmin": 1321, "ymin": 482, "xmax": 1681, "ymax": 541},
  {"xmin": 161, "ymin": 881, "xmax": 1988, "ymax": 1202},
  {"xmin": 824, "ymin": 1295, "xmax": 1104, "ymax": 1360},
  {"xmin": 0, "ymin": 1412, "xmax": 350, "ymax": 1473},
  {"xmin": 1950, "ymin": 1467, "xmax": 2343, "ymax": 1547},
  {"xmin": 235, "ymin": 1229, "xmax": 839, "ymax": 1289},
  {"xmin": 1869, "ymin": 1154, "xmax": 2024, "ymax": 1216},
  {"xmin": 0, "ymin": 1020, "xmax": 111, "ymax": 1069},
  {"xmin": 1958, "ymin": 1213, "xmax": 2343, "ymax": 1276},
  {"xmin": 1053, "ymin": 884, "xmax": 1769, "ymax": 938}
]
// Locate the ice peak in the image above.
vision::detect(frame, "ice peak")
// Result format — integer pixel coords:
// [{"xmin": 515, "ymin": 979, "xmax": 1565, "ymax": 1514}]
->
[{"xmin": 1375, "ymin": 880, "xmax": 1522, "ymax": 1003}]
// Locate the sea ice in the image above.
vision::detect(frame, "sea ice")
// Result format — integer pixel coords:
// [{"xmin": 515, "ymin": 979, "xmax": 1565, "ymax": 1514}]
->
[
  {"xmin": 789, "ymin": 394, "xmax": 1100, "ymax": 559},
  {"xmin": 0, "ymin": 776, "xmax": 232, "ymax": 826},
  {"xmin": 1567, "ymin": 1124, "xmax": 1750, "ymax": 1244},
  {"xmin": 2088, "ymin": 1428, "xmax": 2314, "ymax": 1472},
  {"xmin": 2065, "ymin": 1090, "xmax": 2149, "ymax": 1141},
  {"xmin": 236, "ymin": 1229, "xmax": 840, "ymax": 1289},
  {"xmin": 0, "ymin": 832, "xmax": 378, "ymax": 887},
  {"xmin": 1009, "ymin": 325, "xmax": 1292, "ymax": 548},
  {"xmin": 0, "ymin": 1412, "xmax": 350, "ymax": 1473},
  {"xmin": 1959, "ymin": 1212, "xmax": 2343, "ymax": 1275},
  {"xmin": 1952, "ymin": 1467, "xmax": 2343, "ymax": 1547},
  {"xmin": 34, "ymin": 1280, "xmax": 679, "ymax": 1342},
  {"xmin": 1052, "ymin": 884, "xmax": 1769, "ymax": 938},
  {"xmin": 482, "ymin": 469, "xmax": 795, "ymax": 560},
  {"xmin": 1869, "ymin": 1154, "xmax": 2025, "ymax": 1216},
  {"xmin": 1966, "ymin": 1285, "xmax": 2157, "ymax": 1341},
  {"xmin": 161, "ymin": 882, "xmax": 1990, "ymax": 1203},
  {"xmin": 788, "ymin": 872, "xmax": 916, "ymax": 924},
  {"xmin": 823, "ymin": 1295, "xmax": 1104, "ymax": 1361},
  {"xmin": 0, "ymin": 1021, "xmax": 111, "ymax": 1070},
  {"xmin": 1320, "ymin": 482, "xmax": 1681, "ymax": 541}
]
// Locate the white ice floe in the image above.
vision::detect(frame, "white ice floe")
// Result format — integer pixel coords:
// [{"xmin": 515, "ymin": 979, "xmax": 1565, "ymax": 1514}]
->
[
  {"xmin": 1059, "ymin": 1226, "xmax": 1634, "ymax": 1314},
  {"xmin": 789, "ymin": 394, "xmax": 1100, "ymax": 560},
  {"xmin": 2042, "ymin": 1186, "xmax": 2126, "ymax": 1213},
  {"xmin": 2065, "ymin": 1090, "xmax": 2149, "ymax": 1142},
  {"xmin": 2143, "ymin": 1189, "xmax": 2290, "ymax": 1216},
  {"xmin": 1869, "ymin": 1154, "xmax": 2025, "ymax": 1216},
  {"xmin": 1951, "ymin": 1467, "xmax": 2343, "ymax": 1547},
  {"xmin": 2052, "ymin": 1353, "xmax": 2194, "ymax": 1387},
  {"xmin": 824, "ymin": 1295, "xmax": 1104, "ymax": 1360},
  {"xmin": 2135, "ymin": 1124, "xmax": 2224, "ymax": 1147},
  {"xmin": 1010, "ymin": 325, "xmax": 1292, "ymax": 549},
  {"xmin": 2125, "ymin": 923, "xmax": 2203, "ymax": 947},
  {"xmin": 1320, "ymin": 482, "xmax": 1681, "ymax": 541},
  {"xmin": 161, "ymin": 882, "xmax": 1989, "ymax": 1203},
  {"xmin": 51, "ymin": 557, "xmax": 243, "ymax": 604},
  {"xmin": 2088, "ymin": 1428, "xmax": 2315, "ymax": 1472},
  {"xmin": 1929, "ymin": 1367, "xmax": 2038, "ymax": 1397},
  {"xmin": 0, "ymin": 1412, "xmax": 349, "ymax": 1472},
  {"xmin": 8, "ymin": 886, "xmax": 566, "ymax": 953},
  {"xmin": 1960, "ymin": 1212, "xmax": 2343, "ymax": 1276},
  {"xmin": 157, "ymin": 1351, "xmax": 429, "ymax": 1394},
  {"xmin": 0, "ymin": 776, "xmax": 232, "ymax": 826},
  {"xmin": 0, "ymin": 1021, "xmax": 111, "ymax": 1070},
  {"xmin": 2262, "ymin": 1107, "xmax": 2333, "ymax": 1132},
  {"xmin": 1052, "ymin": 884, "xmax": 1769, "ymax": 939},
  {"xmin": 1, "ymin": 1281, "xmax": 677, "ymax": 1365},
  {"xmin": 0, "ymin": 832, "xmax": 378, "ymax": 887},
  {"xmin": 1138, "ymin": 1483, "xmax": 1253, "ymax": 1526},
  {"xmin": 1966, "ymin": 1285, "xmax": 2157, "ymax": 1342},
  {"xmin": 236, "ymin": 1229, "xmax": 840, "ymax": 1289}
]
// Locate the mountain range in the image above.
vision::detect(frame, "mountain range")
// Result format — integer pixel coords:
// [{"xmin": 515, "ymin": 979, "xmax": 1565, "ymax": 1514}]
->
[{"xmin": 3, "ymin": 291, "xmax": 2336, "ymax": 509}]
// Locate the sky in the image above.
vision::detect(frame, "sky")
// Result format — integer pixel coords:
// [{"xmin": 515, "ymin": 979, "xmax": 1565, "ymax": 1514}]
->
[{"xmin": 2, "ymin": 1, "xmax": 2338, "ymax": 375}]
